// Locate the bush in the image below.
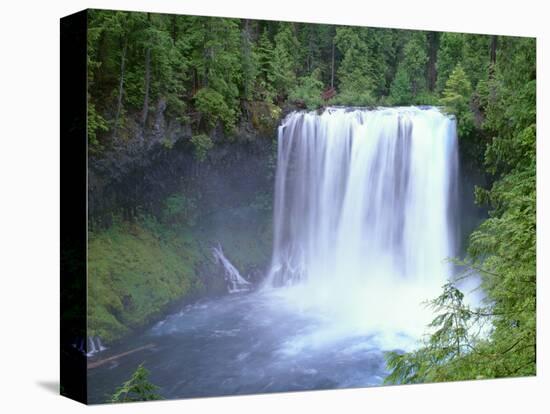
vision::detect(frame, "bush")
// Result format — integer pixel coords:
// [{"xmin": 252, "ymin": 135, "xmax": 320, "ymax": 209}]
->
[
  {"xmin": 87, "ymin": 101, "xmax": 108, "ymax": 153},
  {"xmin": 194, "ymin": 87, "xmax": 236, "ymax": 132},
  {"xmin": 389, "ymin": 66, "xmax": 413, "ymax": 105},
  {"xmin": 289, "ymin": 69, "xmax": 324, "ymax": 109},
  {"xmin": 331, "ymin": 69, "xmax": 376, "ymax": 107},
  {"xmin": 110, "ymin": 364, "xmax": 163, "ymax": 403},
  {"xmin": 162, "ymin": 193, "xmax": 198, "ymax": 226},
  {"xmin": 440, "ymin": 64, "xmax": 475, "ymax": 137},
  {"xmin": 190, "ymin": 134, "xmax": 214, "ymax": 162},
  {"xmin": 248, "ymin": 101, "xmax": 282, "ymax": 136}
]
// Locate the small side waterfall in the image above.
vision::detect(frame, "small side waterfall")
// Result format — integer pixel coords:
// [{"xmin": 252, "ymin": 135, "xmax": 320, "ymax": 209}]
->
[
  {"xmin": 212, "ymin": 244, "xmax": 251, "ymax": 293},
  {"xmin": 86, "ymin": 336, "xmax": 107, "ymax": 357},
  {"xmin": 266, "ymin": 106, "xmax": 459, "ymax": 342}
]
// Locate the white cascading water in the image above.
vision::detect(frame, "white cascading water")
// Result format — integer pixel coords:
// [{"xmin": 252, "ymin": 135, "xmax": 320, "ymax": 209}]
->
[
  {"xmin": 213, "ymin": 244, "xmax": 251, "ymax": 293},
  {"xmin": 266, "ymin": 106, "xmax": 458, "ymax": 348},
  {"xmin": 87, "ymin": 336, "xmax": 107, "ymax": 357}
]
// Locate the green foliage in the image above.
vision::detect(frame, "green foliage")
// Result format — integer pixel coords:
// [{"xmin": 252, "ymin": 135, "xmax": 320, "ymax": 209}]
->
[
  {"xmin": 467, "ymin": 35, "xmax": 536, "ymax": 374},
  {"xmin": 441, "ymin": 64, "xmax": 472, "ymax": 109},
  {"xmin": 270, "ymin": 24, "xmax": 301, "ymax": 99},
  {"xmin": 385, "ymin": 282, "xmax": 480, "ymax": 384},
  {"xmin": 87, "ymin": 101, "xmax": 109, "ymax": 152},
  {"xmin": 334, "ymin": 27, "xmax": 376, "ymax": 105},
  {"xmin": 440, "ymin": 64, "xmax": 475, "ymax": 137},
  {"xmin": 385, "ymin": 36, "xmax": 536, "ymax": 385},
  {"xmin": 253, "ymin": 29, "xmax": 277, "ymax": 102},
  {"xmin": 240, "ymin": 22, "xmax": 259, "ymax": 101},
  {"xmin": 200, "ymin": 206, "xmax": 273, "ymax": 274},
  {"xmin": 402, "ymin": 34, "xmax": 429, "ymax": 94},
  {"xmin": 190, "ymin": 133, "xmax": 214, "ymax": 162},
  {"xmin": 436, "ymin": 33, "xmax": 465, "ymax": 92},
  {"xmin": 388, "ymin": 66, "xmax": 413, "ymax": 105},
  {"xmin": 87, "ymin": 11, "xmax": 533, "ymax": 141},
  {"xmin": 389, "ymin": 33, "xmax": 428, "ymax": 103},
  {"xmin": 194, "ymin": 88, "xmax": 236, "ymax": 132},
  {"xmin": 87, "ymin": 218, "xmax": 203, "ymax": 342},
  {"xmin": 110, "ymin": 364, "xmax": 163, "ymax": 403},
  {"xmin": 248, "ymin": 101, "xmax": 283, "ymax": 135},
  {"xmin": 289, "ymin": 68, "xmax": 324, "ymax": 109},
  {"xmin": 162, "ymin": 194, "xmax": 198, "ymax": 225},
  {"xmin": 191, "ymin": 17, "xmax": 242, "ymax": 122},
  {"xmin": 461, "ymin": 34, "xmax": 492, "ymax": 90},
  {"xmin": 332, "ymin": 77, "xmax": 376, "ymax": 107}
]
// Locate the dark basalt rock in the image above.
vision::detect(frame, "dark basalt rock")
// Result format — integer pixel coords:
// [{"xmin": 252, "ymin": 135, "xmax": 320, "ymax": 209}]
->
[{"xmin": 88, "ymin": 97, "xmax": 277, "ymax": 228}]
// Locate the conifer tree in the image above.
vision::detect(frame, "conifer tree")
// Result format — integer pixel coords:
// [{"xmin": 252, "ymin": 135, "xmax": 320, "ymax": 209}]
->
[{"xmin": 110, "ymin": 364, "xmax": 163, "ymax": 403}]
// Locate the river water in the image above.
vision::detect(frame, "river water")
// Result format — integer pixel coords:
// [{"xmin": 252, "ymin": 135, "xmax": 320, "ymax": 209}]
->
[{"xmin": 88, "ymin": 288, "xmax": 397, "ymax": 403}]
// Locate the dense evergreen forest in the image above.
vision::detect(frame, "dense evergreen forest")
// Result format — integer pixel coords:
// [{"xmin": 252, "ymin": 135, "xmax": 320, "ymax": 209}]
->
[
  {"xmin": 86, "ymin": 9, "xmax": 536, "ymax": 385},
  {"xmin": 88, "ymin": 10, "xmax": 508, "ymax": 151}
]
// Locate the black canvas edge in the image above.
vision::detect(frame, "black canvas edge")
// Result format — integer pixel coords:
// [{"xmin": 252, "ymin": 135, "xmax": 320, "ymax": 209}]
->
[{"xmin": 60, "ymin": 9, "xmax": 88, "ymax": 405}]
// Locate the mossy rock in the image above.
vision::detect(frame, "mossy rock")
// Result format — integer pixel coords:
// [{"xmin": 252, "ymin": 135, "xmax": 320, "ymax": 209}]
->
[
  {"xmin": 87, "ymin": 221, "xmax": 202, "ymax": 343},
  {"xmin": 247, "ymin": 101, "xmax": 282, "ymax": 136}
]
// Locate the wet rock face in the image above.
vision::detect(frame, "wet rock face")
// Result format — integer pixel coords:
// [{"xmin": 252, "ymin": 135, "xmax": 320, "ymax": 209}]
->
[{"xmin": 88, "ymin": 99, "xmax": 276, "ymax": 227}]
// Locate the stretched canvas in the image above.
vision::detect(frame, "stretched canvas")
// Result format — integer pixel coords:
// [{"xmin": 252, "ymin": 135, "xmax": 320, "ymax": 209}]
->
[{"xmin": 60, "ymin": 8, "xmax": 536, "ymax": 404}]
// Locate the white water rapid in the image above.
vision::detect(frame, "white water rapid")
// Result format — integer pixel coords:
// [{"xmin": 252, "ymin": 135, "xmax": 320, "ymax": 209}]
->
[{"xmin": 266, "ymin": 106, "xmax": 459, "ymax": 349}]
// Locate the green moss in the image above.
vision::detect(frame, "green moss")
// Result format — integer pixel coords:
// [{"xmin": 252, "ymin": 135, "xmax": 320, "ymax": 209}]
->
[
  {"xmin": 248, "ymin": 101, "xmax": 282, "ymax": 136},
  {"xmin": 197, "ymin": 207, "xmax": 273, "ymax": 275},
  {"xmin": 87, "ymin": 220, "xmax": 202, "ymax": 343},
  {"xmin": 190, "ymin": 134, "xmax": 214, "ymax": 162}
]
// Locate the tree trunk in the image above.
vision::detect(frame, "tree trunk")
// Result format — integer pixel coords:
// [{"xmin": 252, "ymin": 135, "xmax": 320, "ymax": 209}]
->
[
  {"xmin": 113, "ymin": 36, "xmax": 127, "ymax": 138},
  {"xmin": 241, "ymin": 19, "xmax": 252, "ymax": 100},
  {"xmin": 490, "ymin": 35, "xmax": 498, "ymax": 65},
  {"xmin": 331, "ymin": 39, "xmax": 335, "ymax": 89},
  {"xmin": 489, "ymin": 35, "xmax": 498, "ymax": 78},
  {"xmin": 142, "ymin": 13, "xmax": 152, "ymax": 126},
  {"xmin": 142, "ymin": 46, "xmax": 151, "ymax": 126},
  {"xmin": 427, "ymin": 31, "xmax": 440, "ymax": 92},
  {"xmin": 170, "ymin": 15, "xmax": 178, "ymax": 43}
]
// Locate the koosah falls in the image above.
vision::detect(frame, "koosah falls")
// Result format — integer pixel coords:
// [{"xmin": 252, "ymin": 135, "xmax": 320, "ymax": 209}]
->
[{"xmin": 268, "ymin": 107, "xmax": 459, "ymax": 340}]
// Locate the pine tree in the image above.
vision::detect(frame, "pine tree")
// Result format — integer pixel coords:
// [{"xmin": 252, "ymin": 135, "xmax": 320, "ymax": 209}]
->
[
  {"xmin": 270, "ymin": 23, "xmax": 300, "ymax": 101},
  {"xmin": 385, "ymin": 36, "xmax": 536, "ymax": 385},
  {"xmin": 110, "ymin": 364, "xmax": 163, "ymax": 403},
  {"xmin": 440, "ymin": 64, "xmax": 474, "ymax": 137},
  {"xmin": 254, "ymin": 29, "xmax": 276, "ymax": 101},
  {"xmin": 389, "ymin": 33, "xmax": 428, "ymax": 104},
  {"xmin": 436, "ymin": 32, "xmax": 465, "ymax": 92},
  {"xmin": 334, "ymin": 27, "xmax": 375, "ymax": 106}
]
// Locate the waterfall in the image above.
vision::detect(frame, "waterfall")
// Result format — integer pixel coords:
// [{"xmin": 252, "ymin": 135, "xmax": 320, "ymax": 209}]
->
[
  {"xmin": 212, "ymin": 244, "xmax": 251, "ymax": 293},
  {"xmin": 87, "ymin": 336, "xmax": 98, "ymax": 356},
  {"xmin": 267, "ymin": 106, "xmax": 458, "ymax": 343},
  {"xmin": 86, "ymin": 336, "xmax": 107, "ymax": 357},
  {"xmin": 96, "ymin": 337, "xmax": 107, "ymax": 352}
]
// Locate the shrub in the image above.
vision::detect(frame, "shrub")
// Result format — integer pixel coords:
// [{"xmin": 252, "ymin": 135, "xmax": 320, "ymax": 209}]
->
[
  {"xmin": 194, "ymin": 87, "xmax": 236, "ymax": 132},
  {"xmin": 190, "ymin": 134, "xmax": 214, "ymax": 162},
  {"xmin": 162, "ymin": 194, "xmax": 198, "ymax": 226},
  {"xmin": 289, "ymin": 69, "xmax": 324, "ymax": 109},
  {"xmin": 440, "ymin": 64, "xmax": 475, "ymax": 137},
  {"xmin": 110, "ymin": 364, "xmax": 163, "ymax": 403}
]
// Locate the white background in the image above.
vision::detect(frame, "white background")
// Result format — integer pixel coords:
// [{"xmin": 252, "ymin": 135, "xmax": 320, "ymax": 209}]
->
[{"xmin": 0, "ymin": 0, "xmax": 547, "ymax": 412}]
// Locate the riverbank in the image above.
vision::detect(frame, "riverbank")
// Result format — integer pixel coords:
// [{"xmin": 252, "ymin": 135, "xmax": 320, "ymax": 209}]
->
[
  {"xmin": 88, "ymin": 219, "xmax": 202, "ymax": 343},
  {"xmin": 88, "ymin": 209, "xmax": 272, "ymax": 345}
]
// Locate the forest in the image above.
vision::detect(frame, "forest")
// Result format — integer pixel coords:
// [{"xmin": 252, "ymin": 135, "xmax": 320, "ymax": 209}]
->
[{"xmin": 85, "ymin": 9, "xmax": 536, "ymax": 394}]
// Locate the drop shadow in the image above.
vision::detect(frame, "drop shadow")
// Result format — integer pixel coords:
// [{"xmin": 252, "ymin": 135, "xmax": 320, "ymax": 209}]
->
[{"xmin": 36, "ymin": 380, "xmax": 59, "ymax": 395}]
